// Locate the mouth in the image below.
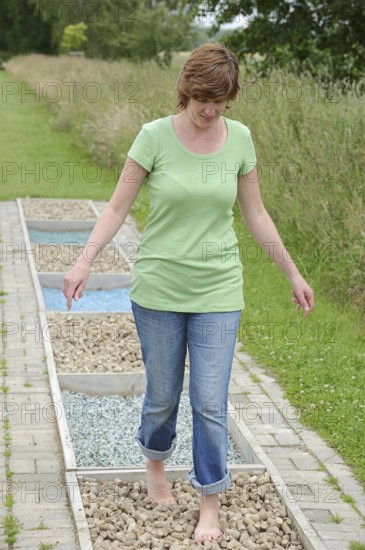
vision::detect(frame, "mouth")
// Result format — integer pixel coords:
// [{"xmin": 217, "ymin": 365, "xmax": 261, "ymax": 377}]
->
[{"xmin": 201, "ymin": 115, "xmax": 214, "ymax": 121}]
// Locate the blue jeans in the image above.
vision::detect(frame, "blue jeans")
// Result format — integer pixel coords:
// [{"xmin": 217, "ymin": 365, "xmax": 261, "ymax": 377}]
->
[{"xmin": 130, "ymin": 300, "xmax": 241, "ymax": 496}]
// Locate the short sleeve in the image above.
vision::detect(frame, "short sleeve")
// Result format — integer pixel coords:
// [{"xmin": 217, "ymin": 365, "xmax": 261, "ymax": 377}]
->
[
  {"xmin": 238, "ymin": 127, "xmax": 257, "ymax": 176},
  {"xmin": 127, "ymin": 124, "xmax": 155, "ymax": 172}
]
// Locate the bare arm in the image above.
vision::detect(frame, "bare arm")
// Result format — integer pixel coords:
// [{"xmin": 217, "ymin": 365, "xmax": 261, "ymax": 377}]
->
[
  {"xmin": 237, "ymin": 166, "xmax": 315, "ymax": 317},
  {"xmin": 63, "ymin": 156, "xmax": 148, "ymax": 309},
  {"xmin": 77, "ymin": 157, "xmax": 148, "ymax": 263}
]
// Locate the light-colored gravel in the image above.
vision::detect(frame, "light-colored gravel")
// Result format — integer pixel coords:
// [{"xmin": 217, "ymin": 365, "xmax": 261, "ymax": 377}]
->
[
  {"xmin": 79, "ymin": 472, "xmax": 305, "ymax": 549},
  {"xmin": 62, "ymin": 389, "xmax": 244, "ymax": 467},
  {"xmin": 48, "ymin": 313, "xmax": 190, "ymax": 373},
  {"xmin": 32, "ymin": 243, "xmax": 131, "ymax": 273},
  {"xmin": 21, "ymin": 198, "xmax": 96, "ymax": 219}
]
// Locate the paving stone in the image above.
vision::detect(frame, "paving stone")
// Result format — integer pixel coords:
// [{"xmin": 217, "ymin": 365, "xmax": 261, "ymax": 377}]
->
[
  {"xmin": 318, "ymin": 530, "xmax": 365, "ymax": 541},
  {"xmin": 13, "ymin": 503, "xmax": 74, "ymax": 515},
  {"xmin": 323, "ymin": 541, "xmax": 360, "ymax": 550},
  {"xmin": 291, "ymin": 453, "xmax": 322, "ymax": 470},
  {"xmin": 273, "ymin": 428, "xmax": 302, "ymax": 446},
  {"xmin": 15, "ymin": 515, "xmax": 76, "ymax": 530},
  {"xmin": 312, "ymin": 521, "xmax": 365, "ymax": 532},
  {"xmin": 229, "ymin": 393, "xmax": 251, "ymax": 404},
  {"xmin": 300, "ymin": 508, "xmax": 333, "ymax": 522},
  {"xmin": 9, "ymin": 458, "xmax": 37, "ymax": 473},
  {"xmin": 10, "ymin": 473, "xmax": 65, "ymax": 484},
  {"xmin": 35, "ymin": 459, "xmax": 61, "ymax": 473},
  {"xmin": 252, "ymin": 434, "xmax": 278, "ymax": 445},
  {"xmin": 261, "ymin": 459, "xmax": 302, "ymax": 475},
  {"xmin": 326, "ymin": 463, "xmax": 358, "ymax": 478},
  {"xmin": 13, "ymin": 541, "xmax": 79, "ymax": 550},
  {"xmin": 12, "ymin": 529, "xmax": 78, "ymax": 542}
]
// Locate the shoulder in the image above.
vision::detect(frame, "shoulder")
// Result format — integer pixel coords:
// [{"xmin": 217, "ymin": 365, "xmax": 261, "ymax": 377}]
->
[
  {"xmin": 225, "ymin": 117, "xmax": 253, "ymax": 136},
  {"xmin": 140, "ymin": 116, "xmax": 170, "ymax": 133}
]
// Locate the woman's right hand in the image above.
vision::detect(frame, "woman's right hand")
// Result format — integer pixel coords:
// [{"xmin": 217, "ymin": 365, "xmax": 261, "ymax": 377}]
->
[{"xmin": 63, "ymin": 257, "xmax": 91, "ymax": 310}]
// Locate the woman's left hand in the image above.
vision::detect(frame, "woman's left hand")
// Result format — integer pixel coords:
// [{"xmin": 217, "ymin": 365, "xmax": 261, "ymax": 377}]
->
[{"xmin": 289, "ymin": 274, "xmax": 315, "ymax": 318}]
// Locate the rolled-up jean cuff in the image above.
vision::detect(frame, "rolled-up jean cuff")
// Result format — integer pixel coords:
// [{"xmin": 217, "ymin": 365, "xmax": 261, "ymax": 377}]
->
[
  {"xmin": 187, "ymin": 467, "xmax": 231, "ymax": 495},
  {"xmin": 134, "ymin": 427, "xmax": 177, "ymax": 460}
]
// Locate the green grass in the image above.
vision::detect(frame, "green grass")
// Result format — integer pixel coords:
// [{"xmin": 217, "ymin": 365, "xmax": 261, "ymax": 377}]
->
[
  {"xmin": 350, "ymin": 542, "xmax": 365, "ymax": 550},
  {"xmin": 4, "ymin": 493, "xmax": 14, "ymax": 508},
  {"xmin": 326, "ymin": 476, "xmax": 339, "ymax": 487},
  {"xmin": 236, "ymin": 244, "xmax": 365, "ymax": 488},
  {"xmin": 39, "ymin": 543, "xmax": 58, "ymax": 549},
  {"xmin": 342, "ymin": 494, "xmax": 356, "ymax": 505},
  {"xmin": 2, "ymin": 515, "xmax": 22, "ymax": 544},
  {"xmin": 31, "ymin": 521, "xmax": 49, "ymax": 530},
  {"xmin": 0, "ymin": 70, "xmax": 115, "ymax": 201},
  {"xmin": 330, "ymin": 513, "xmax": 344, "ymax": 523}
]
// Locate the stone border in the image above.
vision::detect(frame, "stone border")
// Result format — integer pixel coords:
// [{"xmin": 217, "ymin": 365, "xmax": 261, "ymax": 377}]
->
[
  {"xmin": 58, "ymin": 372, "xmax": 190, "ymax": 395},
  {"xmin": 38, "ymin": 272, "xmax": 132, "ymax": 290},
  {"xmin": 66, "ymin": 470, "xmax": 94, "ymax": 550},
  {"xmin": 27, "ymin": 220, "xmax": 96, "ymax": 231},
  {"xmin": 75, "ymin": 464, "xmax": 266, "ymax": 482}
]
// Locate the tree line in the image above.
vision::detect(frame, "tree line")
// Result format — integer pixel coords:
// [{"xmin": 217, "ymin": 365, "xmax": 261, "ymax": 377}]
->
[{"xmin": 1, "ymin": 0, "xmax": 364, "ymax": 82}]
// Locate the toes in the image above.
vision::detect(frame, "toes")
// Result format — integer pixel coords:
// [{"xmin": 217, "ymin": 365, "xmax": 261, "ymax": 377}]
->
[{"xmin": 195, "ymin": 533, "xmax": 213, "ymax": 543}]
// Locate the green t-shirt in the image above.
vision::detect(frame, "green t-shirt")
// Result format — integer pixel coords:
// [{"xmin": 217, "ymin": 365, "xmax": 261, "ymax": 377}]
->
[{"xmin": 127, "ymin": 114, "xmax": 257, "ymax": 312}]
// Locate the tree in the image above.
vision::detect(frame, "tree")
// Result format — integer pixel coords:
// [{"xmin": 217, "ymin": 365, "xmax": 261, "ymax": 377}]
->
[
  {"xmin": 26, "ymin": 0, "xmax": 199, "ymax": 66},
  {"xmin": 194, "ymin": 0, "xmax": 365, "ymax": 82},
  {"xmin": 60, "ymin": 22, "xmax": 88, "ymax": 54},
  {"xmin": 0, "ymin": 0, "xmax": 54, "ymax": 55}
]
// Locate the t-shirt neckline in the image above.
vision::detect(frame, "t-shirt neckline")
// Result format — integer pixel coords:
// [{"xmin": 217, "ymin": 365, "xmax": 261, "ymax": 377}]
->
[{"xmin": 169, "ymin": 114, "xmax": 230, "ymax": 158}]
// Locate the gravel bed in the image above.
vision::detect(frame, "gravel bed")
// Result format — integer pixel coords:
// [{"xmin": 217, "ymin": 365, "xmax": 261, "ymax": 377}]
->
[
  {"xmin": 79, "ymin": 472, "xmax": 305, "ymax": 549},
  {"xmin": 48, "ymin": 313, "xmax": 190, "ymax": 373},
  {"xmin": 32, "ymin": 243, "xmax": 131, "ymax": 273},
  {"xmin": 22, "ymin": 198, "xmax": 96, "ymax": 219},
  {"xmin": 42, "ymin": 287, "xmax": 132, "ymax": 312},
  {"xmin": 62, "ymin": 389, "xmax": 244, "ymax": 468}
]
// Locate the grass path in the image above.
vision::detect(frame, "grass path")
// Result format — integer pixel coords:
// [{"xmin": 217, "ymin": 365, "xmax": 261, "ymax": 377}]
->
[
  {"xmin": 0, "ymin": 70, "xmax": 116, "ymax": 200},
  {"xmin": 1, "ymin": 69, "xmax": 364, "ymax": 493}
]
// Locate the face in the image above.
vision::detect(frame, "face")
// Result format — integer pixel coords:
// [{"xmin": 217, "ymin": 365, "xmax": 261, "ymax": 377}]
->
[{"xmin": 185, "ymin": 97, "xmax": 228, "ymax": 127}]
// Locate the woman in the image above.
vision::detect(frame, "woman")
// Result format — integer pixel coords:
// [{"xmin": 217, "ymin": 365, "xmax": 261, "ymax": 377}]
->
[{"xmin": 63, "ymin": 42, "xmax": 314, "ymax": 543}]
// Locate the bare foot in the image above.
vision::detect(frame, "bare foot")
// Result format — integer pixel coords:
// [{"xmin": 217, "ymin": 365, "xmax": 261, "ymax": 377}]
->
[
  {"xmin": 193, "ymin": 493, "xmax": 223, "ymax": 543},
  {"xmin": 146, "ymin": 459, "xmax": 177, "ymax": 506}
]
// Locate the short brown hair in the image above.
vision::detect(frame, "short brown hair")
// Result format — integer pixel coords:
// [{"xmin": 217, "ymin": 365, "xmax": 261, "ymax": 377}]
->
[{"xmin": 176, "ymin": 42, "xmax": 240, "ymax": 111}]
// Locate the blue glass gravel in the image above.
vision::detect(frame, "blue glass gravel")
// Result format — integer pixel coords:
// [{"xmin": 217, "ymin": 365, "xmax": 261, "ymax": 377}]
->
[
  {"xmin": 28, "ymin": 228, "xmax": 92, "ymax": 244},
  {"xmin": 42, "ymin": 287, "xmax": 132, "ymax": 312}
]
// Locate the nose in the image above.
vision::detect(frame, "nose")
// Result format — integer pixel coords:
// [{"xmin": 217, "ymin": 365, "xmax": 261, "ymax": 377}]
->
[{"xmin": 204, "ymin": 104, "xmax": 216, "ymax": 116}]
